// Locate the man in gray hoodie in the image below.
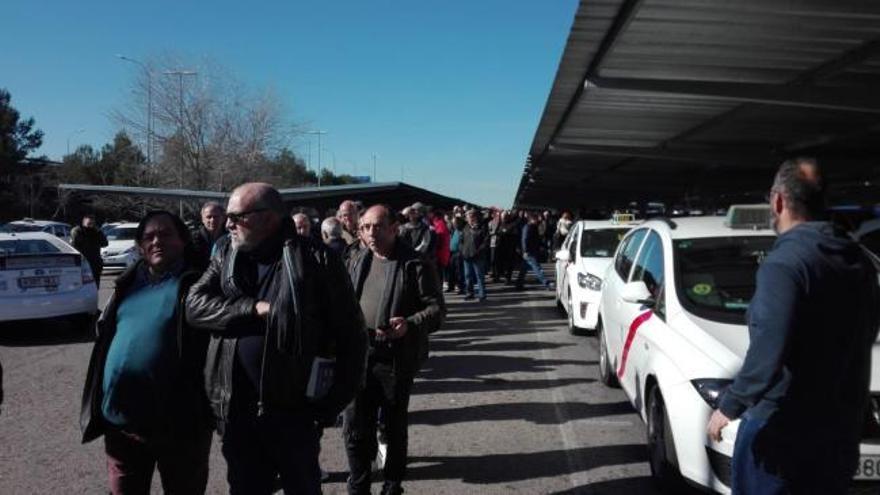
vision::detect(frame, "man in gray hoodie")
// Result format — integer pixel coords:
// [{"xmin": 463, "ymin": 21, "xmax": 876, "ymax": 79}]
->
[{"xmin": 707, "ymin": 158, "xmax": 880, "ymax": 494}]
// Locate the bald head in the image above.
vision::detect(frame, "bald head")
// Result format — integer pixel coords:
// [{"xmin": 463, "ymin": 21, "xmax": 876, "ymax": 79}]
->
[
  {"xmin": 226, "ymin": 182, "xmax": 284, "ymax": 251},
  {"xmin": 231, "ymin": 183, "xmax": 285, "ymax": 216},
  {"xmin": 337, "ymin": 199, "xmax": 360, "ymax": 235},
  {"xmin": 771, "ymin": 158, "xmax": 825, "ymax": 221},
  {"xmin": 360, "ymin": 204, "xmax": 397, "ymax": 257}
]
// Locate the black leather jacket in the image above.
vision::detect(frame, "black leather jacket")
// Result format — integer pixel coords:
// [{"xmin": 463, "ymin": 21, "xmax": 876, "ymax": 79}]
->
[
  {"xmin": 348, "ymin": 241, "xmax": 446, "ymax": 375},
  {"xmin": 80, "ymin": 262, "xmax": 209, "ymax": 443},
  {"xmin": 185, "ymin": 222, "xmax": 367, "ymax": 433}
]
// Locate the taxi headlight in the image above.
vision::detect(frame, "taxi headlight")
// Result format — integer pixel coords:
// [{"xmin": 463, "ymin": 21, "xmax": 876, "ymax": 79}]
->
[
  {"xmin": 691, "ymin": 379, "xmax": 733, "ymax": 409},
  {"xmin": 577, "ymin": 272, "xmax": 602, "ymax": 291}
]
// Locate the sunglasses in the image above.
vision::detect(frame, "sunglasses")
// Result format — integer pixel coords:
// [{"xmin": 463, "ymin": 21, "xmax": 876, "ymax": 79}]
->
[{"xmin": 227, "ymin": 208, "xmax": 268, "ymax": 224}]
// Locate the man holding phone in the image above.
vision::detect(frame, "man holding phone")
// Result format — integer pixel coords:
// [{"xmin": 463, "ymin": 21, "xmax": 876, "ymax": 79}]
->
[{"xmin": 344, "ymin": 204, "xmax": 445, "ymax": 495}]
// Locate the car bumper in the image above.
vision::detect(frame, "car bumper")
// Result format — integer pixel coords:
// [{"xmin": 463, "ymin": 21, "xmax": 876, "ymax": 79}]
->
[
  {"xmin": 0, "ymin": 284, "xmax": 98, "ymax": 322},
  {"xmin": 665, "ymin": 380, "xmax": 880, "ymax": 493},
  {"xmin": 570, "ymin": 286, "xmax": 601, "ymax": 329},
  {"xmin": 663, "ymin": 379, "xmax": 739, "ymax": 494}
]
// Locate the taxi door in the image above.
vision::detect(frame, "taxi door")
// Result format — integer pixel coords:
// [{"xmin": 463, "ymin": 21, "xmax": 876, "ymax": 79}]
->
[
  {"xmin": 603, "ymin": 228, "xmax": 648, "ymax": 367},
  {"xmin": 555, "ymin": 227, "xmax": 577, "ymax": 308},
  {"xmin": 615, "ymin": 230, "xmax": 667, "ymax": 405}
]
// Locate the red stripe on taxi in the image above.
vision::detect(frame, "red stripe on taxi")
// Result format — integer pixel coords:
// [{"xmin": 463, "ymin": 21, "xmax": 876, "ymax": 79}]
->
[{"xmin": 616, "ymin": 310, "xmax": 653, "ymax": 379}]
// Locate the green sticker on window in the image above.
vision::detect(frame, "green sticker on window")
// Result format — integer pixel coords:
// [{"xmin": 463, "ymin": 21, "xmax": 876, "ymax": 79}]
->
[{"xmin": 692, "ymin": 283, "xmax": 712, "ymax": 296}]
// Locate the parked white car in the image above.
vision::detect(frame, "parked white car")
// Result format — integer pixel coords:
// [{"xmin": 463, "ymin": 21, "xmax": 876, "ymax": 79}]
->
[
  {"xmin": 597, "ymin": 207, "xmax": 880, "ymax": 493},
  {"xmin": 0, "ymin": 232, "xmax": 98, "ymax": 330},
  {"xmin": 554, "ymin": 215, "xmax": 638, "ymax": 334},
  {"xmin": 100, "ymin": 223, "xmax": 140, "ymax": 272},
  {"xmin": 2, "ymin": 219, "xmax": 72, "ymax": 240}
]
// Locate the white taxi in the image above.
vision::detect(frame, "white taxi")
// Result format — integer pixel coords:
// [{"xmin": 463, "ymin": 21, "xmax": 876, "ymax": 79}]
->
[
  {"xmin": 554, "ymin": 214, "xmax": 637, "ymax": 334},
  {"xmin": 0, "ymin": 232, "xmax": 98, "ymax": 330},
  {"xmin": 101, "ymin": 223, "xmax": 140, "ymax": 271},
  {"xmin": 596, "ymin": 207, "xmax": 880, "ymax": 493}
]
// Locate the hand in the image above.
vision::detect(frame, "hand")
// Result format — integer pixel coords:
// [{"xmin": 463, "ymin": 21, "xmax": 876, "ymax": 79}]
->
[
  {"xmin": 707, "ymin": 409, "xmax": 730, "ymax": 443},
  {"xmin": 255, "ymin": 301, "xmax": 271, "ymax": 318},
  {"xmin": 387, "ymin": 316, "xmax": 409, "ymax": 339}
]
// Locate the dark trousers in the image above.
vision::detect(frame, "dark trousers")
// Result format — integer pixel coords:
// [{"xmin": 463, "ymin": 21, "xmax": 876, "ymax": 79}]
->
[
  {"xmin": 104, "ymin": 427, "xmax": 212, "ymax": 495},
  {"xmin": 446, "ymin": 252, "xmax": 462, "ymax": 291},
  {"xmin": 221, "ymin": 407, "xmax": 321, "ymax": 495},
  {"xmin": 344, "ymin": 359, "xmax": 414, "ymax": 495},
  {"xmin": 489, "ymin": 246, "xmax": 499, "ymax": 280},
  {"xmin": 731, "ymin": 414, "xmax": 854, "ymax": 495},
  {"xmin": 89, "ymin": 260, "xmax": 103, "ymax": 289}
]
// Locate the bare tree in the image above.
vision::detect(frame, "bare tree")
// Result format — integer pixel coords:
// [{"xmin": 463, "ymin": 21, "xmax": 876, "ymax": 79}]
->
[{"xmin": 112, "ymin": 54, "xmax": 293, "ymax": 191}]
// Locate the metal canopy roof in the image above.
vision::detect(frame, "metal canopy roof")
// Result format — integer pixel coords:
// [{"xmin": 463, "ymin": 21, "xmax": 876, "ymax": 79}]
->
[
  {"xmin": 516, "ymin": 0, "xmax": 880, "ymax": 211},
  {"xmin": 59, "ymin": 182, "xmax": 472, "ymax": 212}
]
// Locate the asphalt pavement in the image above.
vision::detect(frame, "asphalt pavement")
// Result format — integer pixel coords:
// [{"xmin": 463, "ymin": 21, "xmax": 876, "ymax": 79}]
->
[{"xmin": 0, "ymin": 268, "xmax": 657, "ymax": 494}]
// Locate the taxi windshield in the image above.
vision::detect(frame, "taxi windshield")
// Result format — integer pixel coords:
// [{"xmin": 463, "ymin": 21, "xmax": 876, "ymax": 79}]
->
[
  {"xmin": 674, "ymin": 236, "xmax": 775, "ymax": 324},
  {"xmin": 580, "ymin": 228, "xmax": 627, "ymax": 258}
]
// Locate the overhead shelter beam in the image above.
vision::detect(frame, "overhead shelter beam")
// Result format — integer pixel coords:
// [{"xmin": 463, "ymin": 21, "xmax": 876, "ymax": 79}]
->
[
  {"xmin": 537, "ymin": 0, "xmax": 647, "ymax": 163},
  {"xmin": 547, "ymin": 143, "xmax": 777, "ymax": 166},
  {"xmin": 586, "ymin": 77, "xmax": 880, "ymax": 114}
]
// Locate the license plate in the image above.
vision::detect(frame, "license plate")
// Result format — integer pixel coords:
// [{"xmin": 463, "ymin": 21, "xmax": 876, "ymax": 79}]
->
[
  {"xmin": 854, "ymin": 455, "xmax": 880, "ymax": 480},
  {"xmin": 18, "ymin": 276, "xmax": 60, "ymax": 289}
]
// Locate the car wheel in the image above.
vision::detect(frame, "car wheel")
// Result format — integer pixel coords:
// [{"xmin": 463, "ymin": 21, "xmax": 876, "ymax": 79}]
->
[
  {"xmin": 597, "ymin": 318, "xmax": 618, "ymax": 387},
  {"xmin": 646, "ymin": 386, "xmax": 686, "ymax": 493}
]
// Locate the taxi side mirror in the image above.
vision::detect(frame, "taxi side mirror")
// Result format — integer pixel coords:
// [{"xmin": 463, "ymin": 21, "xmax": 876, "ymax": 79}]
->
[
  {"xmin": 555, "ymin": 250, "xmax": 570, "ymax": 262},
  {"xmin": 621, "ymin": 281, "xmax": 654, "ymax": 307}
]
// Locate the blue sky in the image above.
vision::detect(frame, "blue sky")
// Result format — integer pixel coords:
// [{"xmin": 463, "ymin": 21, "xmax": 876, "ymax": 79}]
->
[{"xmin": 2, "ymin": 1, "xmax": 577, "ymax": 207}]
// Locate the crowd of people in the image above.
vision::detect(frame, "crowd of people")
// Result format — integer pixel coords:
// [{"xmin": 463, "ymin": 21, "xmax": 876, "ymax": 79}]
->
[
  {"xmin": 75, "ymin": 183, "xmax": 457, "ymax": 495},
  {"xmin": 1, "ymin": 158, "xmax": 876, "ymax": 495}
]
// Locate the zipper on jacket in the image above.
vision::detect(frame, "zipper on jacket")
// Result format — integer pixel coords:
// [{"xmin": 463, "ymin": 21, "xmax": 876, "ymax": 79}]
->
[{"xmin": 257, "ymin": 316, "xmax": 269, "ymax": 417}]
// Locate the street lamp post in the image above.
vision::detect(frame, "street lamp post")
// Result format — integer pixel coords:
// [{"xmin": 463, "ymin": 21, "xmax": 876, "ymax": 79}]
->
[
  {"xmin": 306, "ymin": 130, "xmax": 327, "ymax": 186},
  {"xmin": 116, "ymin": 55, "xmax": 153, "ymax": 163},
  {"xmin": 66, "ymin": 128, "xmax": 85, "ymax": 156},
  {"xmin": 164, "ymin": 69, "xmax": 197, "ymax": 217},
  {"xmin": 372, "ymin": 153, "xmax": 377, "ymax": 183}
]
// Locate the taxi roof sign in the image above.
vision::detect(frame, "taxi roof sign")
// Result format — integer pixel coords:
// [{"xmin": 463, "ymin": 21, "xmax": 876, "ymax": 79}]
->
[
  {"xmin": 725, "ymin": 204, "xmax": 771, "ymax": 230},
  {"xmin": 611, "ymin": 212, "xmax": 637, "ymax": 225}
]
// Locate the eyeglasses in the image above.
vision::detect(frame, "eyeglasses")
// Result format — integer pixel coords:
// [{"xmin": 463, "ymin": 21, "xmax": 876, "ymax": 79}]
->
[{"xmin": 227, "ymin": 208, "xmax": 268, "ymax": 224}]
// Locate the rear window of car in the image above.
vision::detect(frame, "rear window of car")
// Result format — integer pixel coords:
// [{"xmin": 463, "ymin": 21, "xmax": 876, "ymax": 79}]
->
[
  {"xmin": 5, "ymin": 223, "xmax": 44, "ymax": 233},
  {"xmin": 580, "ymin": 228, "xmax": 627, "ymax": 258},
  {"xmin": 674, "ymin": 236, "xmax": 775, "ymax": 324},
  {"xmin": 0, "ymin": 239, "xmax": 60, "ymax": 255},
  {"xmin": 106, "ymin": 227, "xmax": 138, "ymax": 240}
]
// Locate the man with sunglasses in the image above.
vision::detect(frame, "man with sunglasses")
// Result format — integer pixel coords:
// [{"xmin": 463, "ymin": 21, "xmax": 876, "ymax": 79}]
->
[{"xmin": 186, "ymin": 182, "xmax": 367, "ymax": 495}]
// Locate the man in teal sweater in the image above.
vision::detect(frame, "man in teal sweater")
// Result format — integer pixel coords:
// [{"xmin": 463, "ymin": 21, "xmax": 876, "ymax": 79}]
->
[{"xmin": 81, "ymin": 211, "xmax": 211, "ymax": 494}]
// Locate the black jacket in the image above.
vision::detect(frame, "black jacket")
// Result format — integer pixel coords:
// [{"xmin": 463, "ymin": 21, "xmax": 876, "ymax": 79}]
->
[
  {"xmin": 348, "ymin": 241, "xmax": 445, "ymax": 374},
  {"xmin": 460, "ymin": 223, "xmax": 488, "ymax": 261},
  {"xmin": 191, "ymin": 226, "xmax": 227, "ymax": 273},
  {"xmin": 71, "ymin": 226, "xmax": 108, "ymax": 267},
  {"xmin": 185, "ymin": 222, "xmax": 367, "ymax": 432},
  {"xmin": 80, "ymin": 262, "xmax": 209, "ymax": 443},
  {"xmin": 399, "ymin": 221, "xmax": 434, "ymax": 256}
]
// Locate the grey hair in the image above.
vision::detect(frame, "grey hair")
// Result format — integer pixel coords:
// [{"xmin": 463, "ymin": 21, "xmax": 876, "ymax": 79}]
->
[{"xmin": 321, "ymin": 217, "xmax": 343, "ymax": 239}]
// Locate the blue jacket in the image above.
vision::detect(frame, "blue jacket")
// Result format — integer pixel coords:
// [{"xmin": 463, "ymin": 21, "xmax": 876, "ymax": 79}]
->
[{"xmin": 719, "ymin": 222, "xmax": 879, "ymax": 443}]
